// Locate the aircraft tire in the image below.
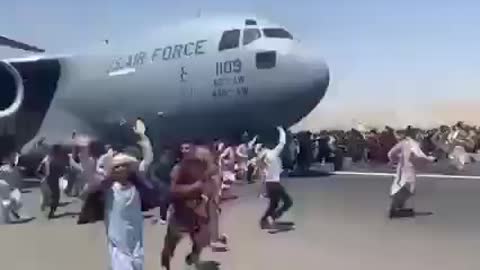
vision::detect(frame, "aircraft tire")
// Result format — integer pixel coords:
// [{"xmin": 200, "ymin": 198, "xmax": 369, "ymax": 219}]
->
[{"xmin": 333, "ymin": 149, "xmax": 344, "ymax": 171}]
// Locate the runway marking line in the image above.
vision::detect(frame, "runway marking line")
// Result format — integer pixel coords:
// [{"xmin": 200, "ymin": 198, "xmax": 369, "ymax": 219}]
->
[{"xmin": 333, "ymin": 171, "xmax": 480, "ymax": 180}]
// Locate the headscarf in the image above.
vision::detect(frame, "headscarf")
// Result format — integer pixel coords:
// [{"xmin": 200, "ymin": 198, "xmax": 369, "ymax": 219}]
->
[{"xmin": 77, "ymin": 151, "xmax": 157, "ymax": 225}]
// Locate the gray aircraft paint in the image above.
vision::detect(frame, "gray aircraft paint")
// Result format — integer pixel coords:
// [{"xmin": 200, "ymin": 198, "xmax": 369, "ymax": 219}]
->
[{"xmin": 0, "ymin": 15, "xmax": 329, "ymax": 151}]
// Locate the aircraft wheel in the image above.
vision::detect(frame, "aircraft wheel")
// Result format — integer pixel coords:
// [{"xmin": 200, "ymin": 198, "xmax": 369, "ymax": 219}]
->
[{"xmin": 333, "ymin": 149, "xmax": 344, "ymax": 171}]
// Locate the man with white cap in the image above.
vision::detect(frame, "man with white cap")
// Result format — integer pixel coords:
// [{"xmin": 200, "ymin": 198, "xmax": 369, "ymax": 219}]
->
[{"xmin": 77, "ymin": 118, "xmax": 153, "ymax": 270}]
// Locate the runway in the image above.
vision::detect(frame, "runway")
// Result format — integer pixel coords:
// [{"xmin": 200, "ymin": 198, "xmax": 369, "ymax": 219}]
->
[
  {"xmin": 1, "ymin": 174, "xmax": 480, "ymax": 270},
  {"xmin": 336, "ymin": 158, "xmax": 480, "ymax": 176}
]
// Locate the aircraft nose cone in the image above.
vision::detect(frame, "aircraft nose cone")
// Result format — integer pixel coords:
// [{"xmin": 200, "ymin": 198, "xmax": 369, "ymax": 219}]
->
[
  {"xmin": 269, "ymin": 57, "xmax": 330, "ymax": 127},
  {"xmin": 294, "ymin": 58, "xmax": 329, "ymax": 113},
  {"xmin": 240, "ymin": 51, "xmax": 331, "ymax": 129},
  {"xmin": 309, "ymin": 60, "xmax": 330, "ymax": 101}
]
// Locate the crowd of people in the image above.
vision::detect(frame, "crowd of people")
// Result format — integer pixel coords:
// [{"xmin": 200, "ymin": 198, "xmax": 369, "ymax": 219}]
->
[
  {"xmin": 1, "ymin": 119, "xmax": 480, "ymax": 269},
  {"xmin": 298, "ymin": 121, "xmax": 480, "ymax": 171},
  {"xmin": 293, "ymin": 122, "xmax": 480, "ymax": 219},
  {"xmin": 0, "ymin": 119, "xmax": 294, "ymax": 270}
]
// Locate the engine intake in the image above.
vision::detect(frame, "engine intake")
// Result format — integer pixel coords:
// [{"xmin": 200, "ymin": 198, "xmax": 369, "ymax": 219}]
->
[{"xmin": 0, "ymin": 61, "xmax": 24, "ymax": 118}]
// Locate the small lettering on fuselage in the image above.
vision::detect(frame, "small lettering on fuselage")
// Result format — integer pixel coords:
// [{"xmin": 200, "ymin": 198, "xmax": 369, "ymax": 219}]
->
[
  {"xmin": 212, "ymin": 58, "xmax": 248, "ymax": 98},
  {"xmin": 213, "ymin": 76, "xmax": 245, "ymax": 87},
  {"xmin": 212, "ymin": 87, "xmax": 249, "ymax": 97},
  {"xmin": 108, "ymin": 39, "xmax": 208, "ymax": 73}
]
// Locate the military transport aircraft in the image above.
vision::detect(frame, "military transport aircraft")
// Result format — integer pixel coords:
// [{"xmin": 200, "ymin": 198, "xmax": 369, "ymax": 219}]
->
[{"xmin": 0, "ymin": 15, "xmax": 330, "ymax": 164}]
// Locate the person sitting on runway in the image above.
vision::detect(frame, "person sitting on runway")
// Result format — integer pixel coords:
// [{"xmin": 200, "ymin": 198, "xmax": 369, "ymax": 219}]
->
[{"xmin": 387, "ymin": 128, "xmax": 436, "ymax": 219}]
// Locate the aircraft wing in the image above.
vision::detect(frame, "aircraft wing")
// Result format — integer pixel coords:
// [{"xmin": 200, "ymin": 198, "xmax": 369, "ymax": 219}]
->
[{"xmin": 0, "ymin": 35, "xmax": 45, "ymax": 53}]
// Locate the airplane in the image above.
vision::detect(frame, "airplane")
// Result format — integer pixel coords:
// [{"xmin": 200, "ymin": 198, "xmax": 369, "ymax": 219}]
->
[{"xmin": 0, "ymin": 15, "xmax": 330, "ymax": 171}]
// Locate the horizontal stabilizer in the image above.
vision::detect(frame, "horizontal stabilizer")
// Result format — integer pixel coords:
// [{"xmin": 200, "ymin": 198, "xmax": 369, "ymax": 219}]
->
[{"xmin": 0, "ymin": 35, "xmax": 45, "ymax": 53}]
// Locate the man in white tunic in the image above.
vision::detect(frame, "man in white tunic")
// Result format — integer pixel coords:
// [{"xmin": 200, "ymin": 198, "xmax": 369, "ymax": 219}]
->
[
  {"xmin": 219, "ymin": 144, "xmax": 236, "ymax": 189},
  {"xmin": 388, "ymin": 129, "xmax": 436, "ymax": 218},
  {"xmin": 77, "ymin": 119, "xmax": 153, "ymax": 270},
  {"xmin": 0, "ymin": 151, "xmax": 30, "ymax": 221},
  {"xmin": 432, "ymin": 124, "xmax": 474, "ymax": 171},
  {"xmin": 237, "ymin": 135, "xmax": 258, "ymax": 183},
  {"xmin": 0, "ymin": 179, "xmax": 12, "ymax": 223},
  {"xmin": 258, "ymin": 127, "xmax": 293, "ymax": 229},
  {"xmin": 447, "ymin": 125, "xmax": 475, "ymax": 170}
]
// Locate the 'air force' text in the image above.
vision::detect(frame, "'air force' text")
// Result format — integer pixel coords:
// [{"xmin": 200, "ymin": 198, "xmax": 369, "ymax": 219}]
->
[{"xmin": 108, "ymin": 39, "xmax": 207, "ymax": 73}]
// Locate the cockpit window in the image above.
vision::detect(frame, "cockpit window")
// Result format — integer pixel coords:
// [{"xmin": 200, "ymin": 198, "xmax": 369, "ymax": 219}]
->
[
  {"xmin": 245, "ymin": 19, "xmax": 257, "ymax": 26},
  {"xmin": 243, "ymin": 28, "xmax": 261, "ymax": 46},
  {"xmin": 256, "ymin": 51, "xmax": 276, "ymax": 69},
  {"xmin": 219, "ymin": 29, "xmax": 240, "ymax": 51},
  {"xmin": 262, "ymin": 28, "xmax": 293, "ymax": 39}
]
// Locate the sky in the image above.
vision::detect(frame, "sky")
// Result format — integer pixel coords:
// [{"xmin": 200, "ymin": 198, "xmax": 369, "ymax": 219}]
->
[{"xmin": 1, "ymin": 0, "xmax": 479, "ymax": 130}]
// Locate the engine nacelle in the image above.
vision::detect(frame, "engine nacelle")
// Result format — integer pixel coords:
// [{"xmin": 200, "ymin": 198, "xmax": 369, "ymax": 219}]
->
[{"xmin": 0, "ymin": 61, "xmax": 24, "ymax": 118}]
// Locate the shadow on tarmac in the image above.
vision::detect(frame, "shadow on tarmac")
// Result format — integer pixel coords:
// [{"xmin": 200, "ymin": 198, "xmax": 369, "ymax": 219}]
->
[{"xmin": 196, "ymin": 260, "xmax": 221, "ymax": 270}]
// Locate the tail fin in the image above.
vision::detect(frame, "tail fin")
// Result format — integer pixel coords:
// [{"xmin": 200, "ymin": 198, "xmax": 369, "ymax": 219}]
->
[{"xmin": 0, "ymin": 35, "xmax": 45, "ymax": 53}]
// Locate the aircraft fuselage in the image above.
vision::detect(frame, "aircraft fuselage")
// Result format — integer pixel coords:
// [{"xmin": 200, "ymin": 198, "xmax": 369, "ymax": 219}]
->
[{"xmin": 0, "ymin": 16, "xmax": 330, "ymax": 152}]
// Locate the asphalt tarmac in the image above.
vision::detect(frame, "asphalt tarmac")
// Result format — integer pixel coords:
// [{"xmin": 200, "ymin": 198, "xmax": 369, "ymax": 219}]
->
[
  {"xmin": 339, "ymin": 158, "xmax": 480, "ymax": 176},
  {"xmin": 1, "ymin": 173, "xmax": 480, "ymax": 270}
]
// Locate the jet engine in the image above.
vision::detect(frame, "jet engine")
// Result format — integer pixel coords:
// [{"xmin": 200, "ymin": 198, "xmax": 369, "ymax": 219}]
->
[
  {"xmin": 0, "ymin": 58, "xmax": 61, "ymax": 151},
  {"xmin": 0, "ymin": 61, "xmax": 24, "ymax": 118}
]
